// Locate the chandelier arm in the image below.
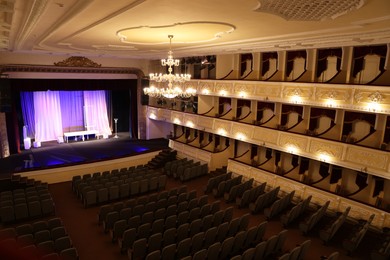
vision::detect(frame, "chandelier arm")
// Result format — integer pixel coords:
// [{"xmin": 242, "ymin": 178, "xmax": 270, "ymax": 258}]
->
[{"xmin": 145, "ymin": 35, "xmax": 194, "ymax": 99}]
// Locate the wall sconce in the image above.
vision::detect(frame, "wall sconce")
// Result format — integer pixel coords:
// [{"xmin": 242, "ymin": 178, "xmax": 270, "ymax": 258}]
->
[
  {"xmin": 367, "ymin": 91, "xmax": 382, "ymax": 112},
  {"xmin": 319, "ymin": 153, "xmax": 330, "ymax": 163},
  {"xmin": 149, "ymin": 113, "xmax": 157, "ymax": 120},
  {"xmin": 173, "ymin": 118, "xmax": 181, "ymax": 124},
  {"xmin": 287, "ymin": 145, "xmax": 297, "ymax": 154},
  {"xmin": 236, "ymin": 133, "xmax": 246, "ymax": 141},
  {"xmin": 202, "ymin": 89, "xmax": 210, "ymax": 95},
  {"xmin": 186, "ymin": 121, "xmax": 194, "ymax": 128},
  {"xmin": 220, "ymin": 90, "xmax": 227, "ymax": 96},
  {"xmin": 367, "ymin": 102, "xmax": 380, "ymax": 112},
  {"xmin": 239, "ymin": 91, "xmax": 246, "ymax": 98},
  {"xmin": 291, "ymin": 95, "xmax": 301, "ymax": 104},
  {"xmin": 325, "ymin": 98, "xmax": 336, "ymax": 107},
  {"xmin": 218, "ymin": 128, "xmax": 227, "ymax": 136}
]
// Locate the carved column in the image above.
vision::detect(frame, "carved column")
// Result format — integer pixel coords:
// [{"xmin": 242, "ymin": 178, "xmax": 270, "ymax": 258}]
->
[{"xmin": 0, "ymin": 112, "xmax": 10, "ymax": 158}]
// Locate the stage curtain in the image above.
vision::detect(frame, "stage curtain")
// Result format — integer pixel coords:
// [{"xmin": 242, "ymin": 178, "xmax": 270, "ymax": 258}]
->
[
  {"xmin": 20, "ymin": 92, "xmax": 35, "ymax": 138},
  {"xmin": 34, "ymin": 91, "xmax": 63, "ymax": 142},
  {"xmin": 83, "ymin": 90, "xmax": 112, "ymax": 136},
  {"xmin": 60, "ymin": 91, "xmax": 84, "ymax": 132}
]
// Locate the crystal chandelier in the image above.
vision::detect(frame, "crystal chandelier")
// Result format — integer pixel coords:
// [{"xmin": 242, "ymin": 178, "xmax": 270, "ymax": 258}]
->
[{"xmin": 144, "ymin": 35, "xmax": 195, "ymax": 99}]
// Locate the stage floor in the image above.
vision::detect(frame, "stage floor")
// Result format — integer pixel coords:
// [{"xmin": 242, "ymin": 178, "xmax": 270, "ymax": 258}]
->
[{"xmin": 0, "ymin": 133, "xmax": 169, "ymax": 178}]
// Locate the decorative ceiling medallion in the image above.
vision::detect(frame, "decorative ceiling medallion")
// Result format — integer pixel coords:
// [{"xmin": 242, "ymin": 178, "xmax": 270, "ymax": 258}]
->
[
  {"xmin": 254, "ymin": 0, "xmax": 366, "ymax": 21},
  {"xmin": 54, "ymin": 56, "xmax": 101, "ymax": 67},
  {"xmin": 116, "ymin": 21, "xmax": 235, "ymax": 45}
]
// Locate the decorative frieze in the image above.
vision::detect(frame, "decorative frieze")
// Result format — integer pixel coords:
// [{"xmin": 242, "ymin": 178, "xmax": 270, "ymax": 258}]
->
[
  {"xmin": 233, "ymin": 83, "xmax": 255, "ymax": 96},
  {"xmin": 253, "ymin": 84, "xmax": 281, "ymax": 98},
  {"xmin": 345, "ymin": 146, "xmax": 388, "ymax": 171},
  {"xmin": 231, "ymin": 123, "xmax": 254, "ymax": 139},
  {"xmin": 278, "ymin": 133, "xmax": 308, "ymax": 151},
  {"xmin": 309, "ymin": 139, "xmax": 344, "ymax": 160},
  {"xmin": 197, "ymin": 117, "xmax": 214, "ymax": 130},
  {"xmin": 282, "ymin": 86, "xmax": 313, "ymax": 100},
  {"xmin": 252, "ymin": 127, "xmax": 278, "ymax": 144},
  {"xmin": 315, "ymin": 87, "xmax": 351, "ymax": 102}
]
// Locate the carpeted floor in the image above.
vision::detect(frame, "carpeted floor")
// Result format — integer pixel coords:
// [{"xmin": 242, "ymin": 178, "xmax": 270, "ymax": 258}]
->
[{"xmin": 48, "ymin": 172, "xmax": 375, "ymax": 260}]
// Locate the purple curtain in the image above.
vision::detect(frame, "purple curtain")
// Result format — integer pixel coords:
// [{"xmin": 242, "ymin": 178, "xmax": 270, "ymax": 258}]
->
[
  {"xmin": 60, "ymin": 91, "xmax": 84, "ymax": 132},
  {"xmin": 20, "ymin": 92, "xmax": 35, "ymax": 138},
  {"xmin": 83, "ymin": 90, "xmax": 112, "ymax": 136},
  {"xmin": 21, "ymin": 90, "xmax": 111, "ymax": 143},
  {"xmin": 34, "ymin": 91, "xmax": 63, "ymax": 142}
]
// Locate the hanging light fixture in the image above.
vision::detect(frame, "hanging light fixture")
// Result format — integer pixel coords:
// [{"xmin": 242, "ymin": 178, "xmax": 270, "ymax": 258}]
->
[{"xmin": 144, "ymin": 35, "xmax": 195, "ymax": 99}]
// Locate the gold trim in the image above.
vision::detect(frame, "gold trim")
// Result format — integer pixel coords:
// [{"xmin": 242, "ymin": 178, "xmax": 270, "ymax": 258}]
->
[{"xmin": 54, "ymin": 56, "xmax": 101, "ymax": 67}]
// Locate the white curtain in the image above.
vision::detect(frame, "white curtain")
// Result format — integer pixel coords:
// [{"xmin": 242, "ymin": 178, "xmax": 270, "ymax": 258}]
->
[
  {"xmin": 34, "ymin": 91, "xmax": 63, "ymax": 142},
  {"xmin": 83, "ymin": 90, "xmax": 112, "ymax": 136}
]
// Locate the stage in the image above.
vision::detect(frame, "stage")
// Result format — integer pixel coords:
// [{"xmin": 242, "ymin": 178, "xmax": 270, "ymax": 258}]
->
[{"xmin": 0, "ymin": 133, "xmax": 169, "ymax": 180}]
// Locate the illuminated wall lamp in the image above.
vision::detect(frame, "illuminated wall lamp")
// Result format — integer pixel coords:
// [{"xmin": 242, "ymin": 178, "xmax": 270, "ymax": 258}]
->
[
  {"xmin": 236, "ymin": 133, "xmax": 246, "ymax": 140},
  {"xmin": 291, "ymin": 95, "xmax": 301, "ymax": 104},
  {"xmin": 149, "ymin": 113, "xmax": 157, "ymax": 120},
  {"xmin": 287, "ymin": 145, "xmax": 297, "ymax": 154},
  {"xmin": 186, "ymin": 121, "xmax": 194, "ymax": 128},
  {"xmin": 319, "ymin": 153, "xmax": 331, "ymax": 163},
  {"xmin": 325, "ymin": 98, "xmax": 336, "ymax": 107},
  {"xmin": 173, "ymin": 118, "xmax": 181, "ymax": 124},
  {"xmin": 220, "ymin": 90, "xmax": 227, "ymax": 96},
  {"xmin": 202, "ymin": 89, "xmax": 210, "ymax": 95},
  {"xmin": 239, "ymin": 91, "xmax": 246, "ymax": 98},
  {"xmin": 218, "ymin": 128, "xmax": 227, "ymax": 136}
]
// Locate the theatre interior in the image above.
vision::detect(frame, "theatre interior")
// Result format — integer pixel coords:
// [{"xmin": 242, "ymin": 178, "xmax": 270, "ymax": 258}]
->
[{"xmin": 0, "ymin": 0, "xmax": 389, "ymax": 259}]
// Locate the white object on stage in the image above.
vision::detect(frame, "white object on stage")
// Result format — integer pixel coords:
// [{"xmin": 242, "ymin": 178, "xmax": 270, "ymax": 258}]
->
[
  {"xmin": 24, "ymin": 138, "xmax": 31, "ymax": 150},
  {"xmin": 33, "ymin": 141, "xmax": 41, "ymax": 148},
  {"xmin": 57, "ymin": 136, "xmax": 64, "ymax": 143},
  {"xmin": 63, "ymin": 130, "xmax": 99, "ymax": 143}
]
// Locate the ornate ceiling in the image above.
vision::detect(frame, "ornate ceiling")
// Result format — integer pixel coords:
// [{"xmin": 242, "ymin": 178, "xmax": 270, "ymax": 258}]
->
[{"xmin": 1, "ymin": 0, "xmax": 390, "ymax": 59}]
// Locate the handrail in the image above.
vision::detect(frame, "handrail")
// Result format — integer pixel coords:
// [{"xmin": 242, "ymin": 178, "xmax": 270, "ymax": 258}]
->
[
  {"xmin": 256, "ymin": 114, "xmax": 276, "ymax": 126},
  {"xmin": 216, "ymin": 108, "xmax": 232, "ymax": 118},
  {"xmin": 315, "ymin": 121, "xmax": 336, "ymax": 137},
  {"xmin": 263, "ymin": 70, "xmax": 278, "ymax": 81},
  {"xmin": 283, "ymin": 116, "xmax": 304, "ymax": 131},
  {"xmin": 214, "ymin": 145, "xmax": 231, "ymax": 154},
  {"xmin": 199, "ymin": 106, "xmax": 215, "ymax": 116},
  {"xmin": 218, "ymin": 69, "xmax": 234, "ymax": 80},
  {"xmin": 235, "ymin": 111, "xmax": 252, "ymax": 122},
  {"xmin": 234, "ymin": 149, "xmax": 250, "ymax": 159},
  {"xmin": 172, "ymin": 131, "xmax": 185, "ymax": 140},
  {"xmin": 353, "ymin": 127, "xmax": 376, "ymax": 144},
  {"xmin": 240, "ymin": 70, "xmax": 253, "ymax": 80}
]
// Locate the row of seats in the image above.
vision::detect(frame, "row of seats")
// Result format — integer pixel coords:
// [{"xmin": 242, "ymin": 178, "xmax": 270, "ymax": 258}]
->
[
  {"xmin": 204, "ymin": 171, "xmax": 231, "ymax": 194},
  {"xmin": 105, "ymin": 193, "xmax": 210, "ymax": 238},
  {"xmin": 249, "ymin": 186, "xmax": 280, "ymax": 214},
  {"xmin": 319, "ymin": 206, "xmax": 351, "ymax": 243},
  {"xmin": 342, "ymin": 213, "xmax": 375, "ymax": 254},
  {"xmin": 224, "ymin": 178, "xmax": 253, "ymax": 203},
  {"xmin": 164, "ymin": 158, "xmax": 207, "ymax": 181},
  {"xmin": 71, "ymin": 164, "xmax": 153, "ymax": 194},
  {"xmin": 236, "ymin": 182, "xmax": 266, "ymax": 208},
  {"xmin": 147, "ymin": 149, "xmax": 177, "ymax": 169},
  {"xmin": 229, "ymin": 229, "xmax": 288, "ymax": 260},
  {"xmin": 0, "ymin": 217, "xmax": 78, "ymax": 259},
  {"xmin": 213, "ymin": 174, "xmax": 243, "ymax": 198},
  {"xmin": 97, "ymin": 185, "xmax": 189, "ymax": 225},
  {"xmin": 264, "ymin": 190, "xmax": 295, "ymax": 220},
  {"xmin": 102, "ymin": 190, "xmax": 202, "ymax": 233},
  {"xmin": 179, "ymin": 163, "xmax": 208, "ymax": 182},
  {"xmin": 280, "ymin": 195, "xmax": 312, "ymax": 227},
  {"xmin": 0, "ymin": 197, "xmax": 55, "ymax": 224},
  {"xmin": 277, "ymin": 239, "xmax": 311, "ymax": 260},
  {"xmin": 118, "ymin": 206, "xmax": 237, "ymax": 254},
  {"xmin": 370, "ymin": 230, "xmax": 390, "ymax": 260},
  {"xmin": 299, "ymin": 200, "xmax": 330, "ymax": 235},
  {"xmin": 127, "ymin": 218, "xmax": 266, "ymax": 260},
  {"xmin": 82, "ymin": 174, "xmax": 167, "ymax": 208}
]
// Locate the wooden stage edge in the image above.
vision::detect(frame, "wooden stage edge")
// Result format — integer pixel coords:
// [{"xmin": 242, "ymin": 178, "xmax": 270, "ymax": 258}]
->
[{"xmin": 15, "ymin": 151, "xmax": 161, "ymax": 185}]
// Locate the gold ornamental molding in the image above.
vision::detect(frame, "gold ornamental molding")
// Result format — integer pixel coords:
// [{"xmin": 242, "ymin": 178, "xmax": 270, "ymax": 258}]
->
[
  {"xmin": 0, "ymin": 64, "xmax": 144, "ymax": 77},
  {"xmin": 315, "ymin": 88, "xmax": 351, "ymax": 101},
  {"xmin": 54, "ymin": 56, "xmax": 101, "ymax": 67}
]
